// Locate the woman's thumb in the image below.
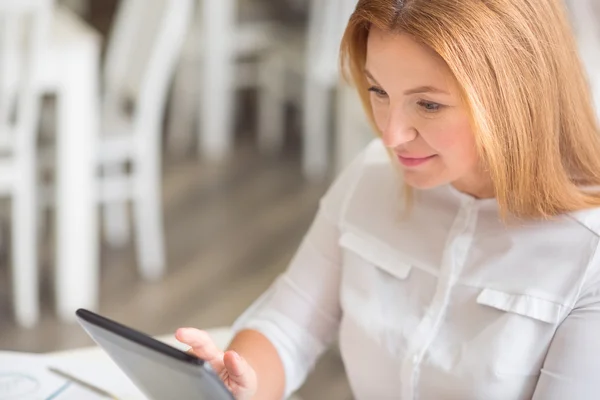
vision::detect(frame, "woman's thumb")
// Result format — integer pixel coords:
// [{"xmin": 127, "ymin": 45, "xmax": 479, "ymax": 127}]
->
[{"xmin": 223, "ymin": 350, "xmax": 256, "ymax": 390}]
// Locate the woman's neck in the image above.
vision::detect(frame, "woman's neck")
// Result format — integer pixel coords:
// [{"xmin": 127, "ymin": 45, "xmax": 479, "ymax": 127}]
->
[{"xmin": 451, "ymin": 173, "xmax": 495, "ymax": 200}]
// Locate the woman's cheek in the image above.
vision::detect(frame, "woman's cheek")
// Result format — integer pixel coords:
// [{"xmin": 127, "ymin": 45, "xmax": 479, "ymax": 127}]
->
[{"xmin": 423, "ymin": 119, "xmax": 474, "ymax": 156}]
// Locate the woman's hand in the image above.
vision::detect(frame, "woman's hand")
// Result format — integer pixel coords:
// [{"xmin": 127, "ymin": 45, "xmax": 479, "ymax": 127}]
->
[{"xmin": 175, "ymin": 328, "xmax": 258, "ymax": 400}]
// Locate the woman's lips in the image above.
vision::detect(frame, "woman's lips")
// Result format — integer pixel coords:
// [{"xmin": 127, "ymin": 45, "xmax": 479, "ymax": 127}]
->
[{"xmin": 397, "ymin": 154, "xmax": 437, "ymax": 167}]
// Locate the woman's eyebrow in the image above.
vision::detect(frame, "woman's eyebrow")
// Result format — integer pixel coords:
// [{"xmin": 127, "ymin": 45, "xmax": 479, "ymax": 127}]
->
[
  {"xmin": 364, "ymin": 69, "xmax": 380, "ymax": 84},
  {"xmin": 404, "ymin": 85, "xmax": 450, "ymax": 95}
]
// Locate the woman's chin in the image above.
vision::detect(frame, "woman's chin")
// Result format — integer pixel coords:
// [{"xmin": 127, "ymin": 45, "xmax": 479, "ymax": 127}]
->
[{"xmin": 403, "ymin": 171, "xmax": 447, "ymax": 190}]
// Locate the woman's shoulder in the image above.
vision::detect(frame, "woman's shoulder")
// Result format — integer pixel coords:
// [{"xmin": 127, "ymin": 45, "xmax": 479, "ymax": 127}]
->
[
  {"xmin": 567, "ymin": 206, "xmax": 600, "ymax": 238},
  {"xmin": 562, "ymin": 207, "xmax": 600, "ymax": 299}
]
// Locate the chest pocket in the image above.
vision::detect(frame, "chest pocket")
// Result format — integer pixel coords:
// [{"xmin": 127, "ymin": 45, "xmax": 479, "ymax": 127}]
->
[
  {"xmin": 475, "ymin": 288, "xmax": 566, "ymax": 376},
  {"xmin": 339, "ymin": 231, "xmax": 428, "ymax": 356}
]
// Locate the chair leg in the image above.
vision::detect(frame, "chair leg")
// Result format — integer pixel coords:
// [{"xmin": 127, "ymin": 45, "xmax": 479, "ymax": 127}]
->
[
  {"xmin": 199, "ymin": 0, "xmax": 236, "ymax": 161},
  {"xmin": 133, "ymin": 148, "xmax": 166, "ymax": 281},
  {"xmin": 102, "ymin": 163, "xmax": 131, "ymax": 247},
  {"xmin": 166, "ymin": 58, "xmax": 198, "ymax": 156},
  {"xmin": 36, "ymin": 149, "xmax": 53, "ymax": 240},
  {"xmin": 257, "ymin": 51, "xmax": 286, "ymax": 154},
  {"xmin": 302, "ymin": 78, "xmax": 332, "ymax": 180},
  {"xmin": 12, "ymin": 155, "xmax": 39, "ymax": 328}
]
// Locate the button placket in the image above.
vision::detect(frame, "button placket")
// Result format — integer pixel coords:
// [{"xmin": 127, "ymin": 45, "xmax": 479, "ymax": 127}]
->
[{"xmin": 400, "ymin": 199, "xmax": 480, "ymax": 399}]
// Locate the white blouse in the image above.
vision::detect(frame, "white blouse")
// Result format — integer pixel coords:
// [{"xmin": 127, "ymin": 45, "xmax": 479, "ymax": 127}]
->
[{"xmin": 232, "ymin": 139, "xmax": 600, "ymax": 400}]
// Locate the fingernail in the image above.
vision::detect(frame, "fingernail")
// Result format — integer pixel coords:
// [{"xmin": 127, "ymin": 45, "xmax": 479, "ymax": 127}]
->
[{"xmin": 233, "ymin": 351, "xmax": 241, "ymax": 361}]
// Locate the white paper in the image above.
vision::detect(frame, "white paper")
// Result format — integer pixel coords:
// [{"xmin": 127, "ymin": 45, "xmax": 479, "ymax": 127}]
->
[
  {"xmin": 0, "ymin": 351, "xmax": 68, "ymax": 400},
  {"xmin": 0, "ymin": 351, "xmax": 113, "ymax": 400},
  {"xmin": 50, "ymin": 357, "xmax": 145, "ymax": 400}
]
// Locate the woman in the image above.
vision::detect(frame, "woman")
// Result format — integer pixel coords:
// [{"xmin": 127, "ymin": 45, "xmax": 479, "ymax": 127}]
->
[{"xmin": 177, "ymin": 0, "xmax": 600, "ymax": 399}]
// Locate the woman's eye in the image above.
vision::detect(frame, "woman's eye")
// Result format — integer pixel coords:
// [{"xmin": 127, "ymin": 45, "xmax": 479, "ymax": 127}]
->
[
  {"xmin": 368, "ymin": 86, "xmax": 388, "ymax": 98},
  {"xmin": 417, "ymin": 100, "xmax": 443, "ymax": 112}
]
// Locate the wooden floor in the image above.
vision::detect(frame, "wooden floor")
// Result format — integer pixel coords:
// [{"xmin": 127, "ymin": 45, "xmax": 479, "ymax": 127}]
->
[{"xmin": 0, "ymin": 136, "xmax": 353, "ymax": 399}]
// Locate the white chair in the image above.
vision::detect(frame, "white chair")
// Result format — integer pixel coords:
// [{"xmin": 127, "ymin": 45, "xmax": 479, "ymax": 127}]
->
[
  {"xmin": 168, "ymin": 0, "xmax": 363, "ymax": 178},
  {"xmin": 166, "ymin": 0, "xmax": 282, "ymax": 159},
  {"xmin": 36, "ymin": 0, "xmax": 189, "ymax": 323},
  {"xmin": 223, "ymin": 0, "xmax": 360, "ymax": 178},
  {"xmin": 98, "ymin": 0, "xmax": 194, "ymax": 280},
  {"xmin": 0, "ymin": 0, "xmax": 52, "ymax": 328},
  {"xmin": 300, "ymin": 0, "xmax": 358, "ymax": 179},
  {"xmin": 248, "ymin": 0, "xmax": 360, "ymax": 178}
]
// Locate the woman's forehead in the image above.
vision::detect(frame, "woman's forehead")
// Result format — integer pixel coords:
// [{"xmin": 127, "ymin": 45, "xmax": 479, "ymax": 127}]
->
[{"xmin": 365, "ymin": 28, "xmax": 457, "ymax": 93}]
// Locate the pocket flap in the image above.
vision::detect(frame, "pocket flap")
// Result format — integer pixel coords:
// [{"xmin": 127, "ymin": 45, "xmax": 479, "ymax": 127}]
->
[
  {"xmin": 339, "ymin": 231, "xmax": 412, "ymax": 279},
  {"xmin": 477, "ymin": 288, "xmax": 563, "ymax": 324}
]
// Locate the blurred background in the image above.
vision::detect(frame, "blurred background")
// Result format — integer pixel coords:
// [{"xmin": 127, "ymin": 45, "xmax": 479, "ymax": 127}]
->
[{"xmin": 0, "ymin": 1, "xmax": 598, "ymax": 399}]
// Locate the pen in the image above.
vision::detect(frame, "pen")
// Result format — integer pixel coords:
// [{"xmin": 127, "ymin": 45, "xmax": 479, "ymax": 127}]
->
[{"xmin": 48, "ymin": 366, "xmax": 121, "ymax": 399}]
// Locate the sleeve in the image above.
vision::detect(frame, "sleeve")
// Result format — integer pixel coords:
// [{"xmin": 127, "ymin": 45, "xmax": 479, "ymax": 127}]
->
[
  {"xmin": 532, "ymin": 260, "xmax": 600, "ymax": 399},
  {"xmin": 230, "ymin": 146, "xmax": 368, "ymax": 398}
]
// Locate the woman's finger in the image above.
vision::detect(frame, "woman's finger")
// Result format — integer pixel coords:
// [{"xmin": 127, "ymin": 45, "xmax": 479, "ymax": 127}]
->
[
  {"xmin": 223, "ymin": 350, "xmax": 257, "ymax": 393},
  {"xmin": 175, "ymin": 328, "xmax": 224, "ymax": 365}
]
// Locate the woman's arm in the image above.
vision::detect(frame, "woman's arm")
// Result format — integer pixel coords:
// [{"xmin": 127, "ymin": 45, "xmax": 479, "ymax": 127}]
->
[
  {"xmin": 226, "ymin": 329, "xmax": 286, "ymax": 399},
  {"xmin": 226, "ymin": 202, "xmax": 347, "ymax": 398}
]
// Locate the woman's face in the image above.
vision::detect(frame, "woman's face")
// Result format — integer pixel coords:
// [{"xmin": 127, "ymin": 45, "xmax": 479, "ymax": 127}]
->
[{"xmin": 365, "ymin": 27, "xmax": 492, "ymax": 198}]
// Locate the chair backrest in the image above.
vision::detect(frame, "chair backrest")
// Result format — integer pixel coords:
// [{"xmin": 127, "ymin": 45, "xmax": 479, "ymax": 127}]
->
[
  {"xmin": 103, "ymin": 0, "xmax": 194, "ymax": 130},
  {"xmin": 0, "ymin": 0, "xmax": 52, "ymax": 153}
]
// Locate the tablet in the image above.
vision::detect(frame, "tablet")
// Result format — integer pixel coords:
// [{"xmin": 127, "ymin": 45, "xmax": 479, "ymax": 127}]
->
[{"xmin": 75, "ymin": 308, "xmax": 234, "ymax": 400}]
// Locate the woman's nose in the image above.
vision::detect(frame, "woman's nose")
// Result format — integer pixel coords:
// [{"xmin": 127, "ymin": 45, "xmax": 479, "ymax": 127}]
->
[{"xmin": 381, "ymin": 109, "xmax": 418, "ymax": 148}]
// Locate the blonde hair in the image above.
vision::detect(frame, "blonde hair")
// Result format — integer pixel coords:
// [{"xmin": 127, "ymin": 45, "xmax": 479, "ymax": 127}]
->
[{"xmin": 340, "ymin": 0, "xmax": 600, "ymax": 219}]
